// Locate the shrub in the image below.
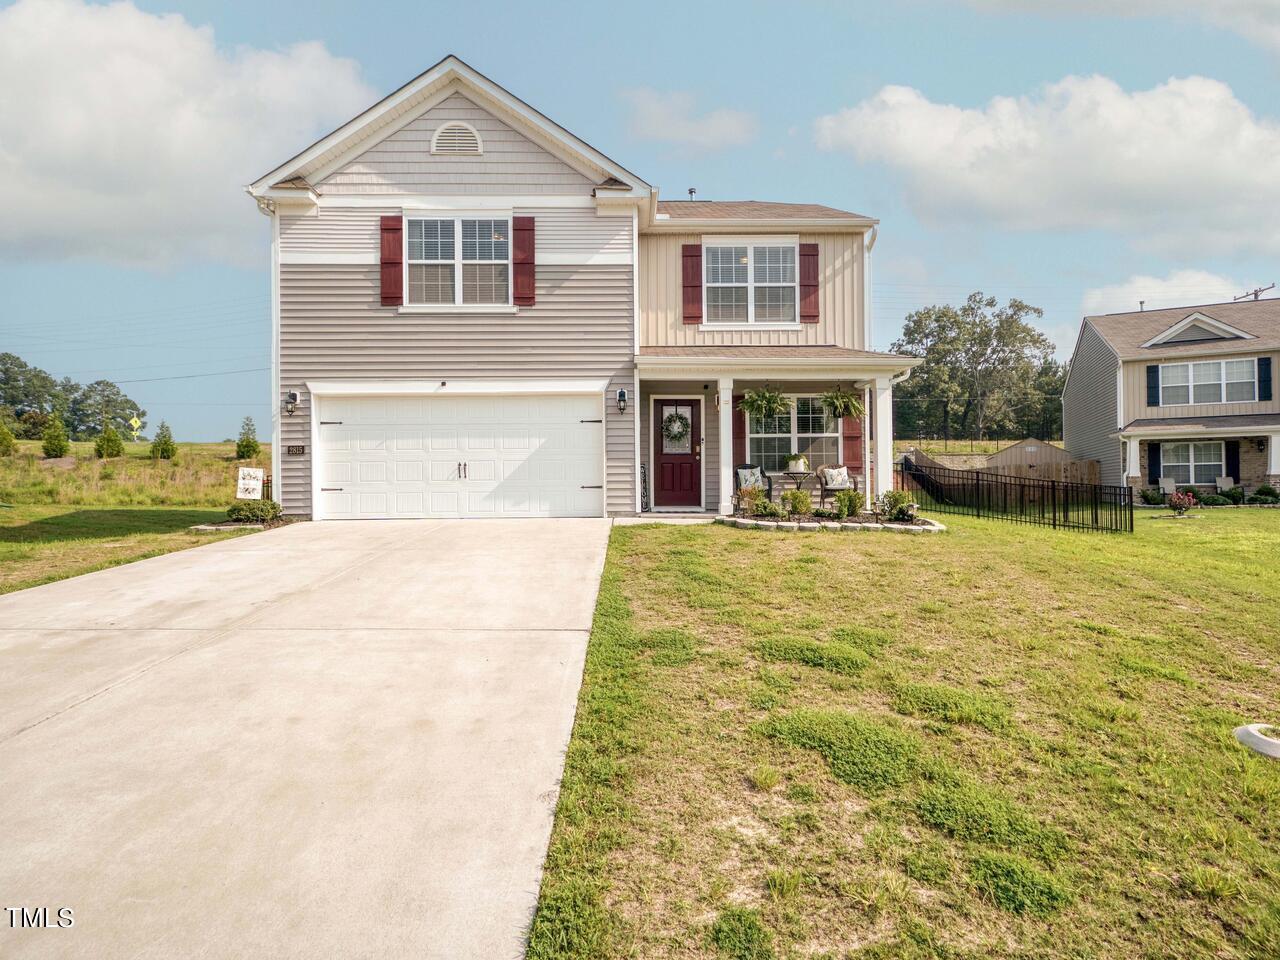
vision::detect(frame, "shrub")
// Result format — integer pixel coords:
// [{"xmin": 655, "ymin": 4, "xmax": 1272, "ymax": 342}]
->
[
  {"xmin": 1198, "ymin": 494, "xmax": 1231, "ymax": 506},
  {"xmin": 833, "ymin": 488, "xmax": 864, "ymax": 518},
  {"xmin": 17, "ymin": 409, "xmax": 49, "ymax": 439},
  {"xmin": 759, "ymin": 709, "xmax": 921, "ymax": 793},
  {"xmin": 236, "ymin": 415, "xmax": 261, "ymax": 460},
  {"xmin": 150, "ymin": 421, "xmax": 177, "ymax": 460},
  {"xmin": 1257, "ymin": 484, "xmax": 1279, "ymax": 499},
  {"xmin": 709, "ymin": 907, "xmax": 774, "ymax": 960},
  {"xmin": 1246, "ymin": 494, "xmax": 1279, "ymax": 504},
  {"xmin": 226, "ymin": 498, "xmax": 282, "ymax": 523},
  {"xmin": 1176, "ymin": 485, "xmax": 1199, "ymax": 497},
  {"xmin": 1139, "ymin": 487, "xmax": 1165, "ymax": 505},
  {"xmin": 41, "ymin": 417, "xmax": 70, "ymax": 458},
  {"xmin": 1166, "ymin": 490, "xmax": 1196, "ymax": 515},
  {"xmin": 93, "ymin": 425, "xmax": 124, "ymax": 459},
  {"xmin": 968, "ymin": 851, "xmax": 1069, "ymax": 916},
  {"xmin": 878, "ymin": 488, "xmax": 916, "ymax": 522},
  {"xmin": 755, "ymin": 499, "xmax": 786, "ymax": 519},
  {"xmin": 737, "ymin": 484, "xmax": 766, "ymax": 516},
  {"xmin": 1223, "ymin": 485, "xmax": 1246, "ymax": 504},
  {"xmin": 781, "ymin": 488, "xmax": 812, "ymax": 516},
  {"xmin": 0, "ymin": 419, "xmax": 14, "ymax": 457}
]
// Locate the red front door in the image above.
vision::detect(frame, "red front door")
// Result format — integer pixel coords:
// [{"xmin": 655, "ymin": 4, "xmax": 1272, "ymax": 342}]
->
[{"xmin": 653, "ymin": 399, "xmax": 701, "ymax": 507}]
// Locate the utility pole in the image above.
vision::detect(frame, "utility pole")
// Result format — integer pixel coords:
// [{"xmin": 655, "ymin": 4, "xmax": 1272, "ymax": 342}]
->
[{"xmin": 1234, "ymin": 283, "xmax": 1275, "ymax": 302}]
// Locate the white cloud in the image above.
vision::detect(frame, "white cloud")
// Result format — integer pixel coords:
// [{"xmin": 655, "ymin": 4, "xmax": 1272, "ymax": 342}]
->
[
  {"xmin": 1081, "ymin": 269, "xmax": 1261, "ymax": 316},
  {"xmin": 621, "ymin": 88, "xmax": 758, "ymax": 150},
  {"xmin": 964, "ymin": 1, "xmax": 1280, "ymax": 51},
  {"xmin": 0, "ymin": 0, "xmax": 376, "ymax": 266},
  {"xmin": 815, "ymin": 74, "xmax": 1280, "ymax": 254}
]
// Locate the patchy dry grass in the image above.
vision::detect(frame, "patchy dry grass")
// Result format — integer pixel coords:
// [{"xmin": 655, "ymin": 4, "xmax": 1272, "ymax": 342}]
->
[{"xmin": 532, "ymin": 510, "xmax": 1280, "ymax": 958}]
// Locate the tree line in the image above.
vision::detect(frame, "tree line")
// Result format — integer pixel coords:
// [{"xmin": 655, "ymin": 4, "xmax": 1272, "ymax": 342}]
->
[
  {"xmin": 890, "ymin": 292, "xmax": 1067, "ymax": 443},
  {"xmin": 0, "ymin": 352, "xmax": 146, "ymax": 440}
]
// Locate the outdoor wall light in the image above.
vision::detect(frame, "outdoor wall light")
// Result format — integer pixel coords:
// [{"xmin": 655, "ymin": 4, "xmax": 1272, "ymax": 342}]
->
[
  {"xmin": 283, "ymin": 391, "xmax": 299, "ymax": 416},
  {"xmin": 616, "ymin": 388, "xmax": 628, "ymax": 414},
  {"xmin": 1258, "ymin": 437, "xmax": 1267, "ymax": 453}
]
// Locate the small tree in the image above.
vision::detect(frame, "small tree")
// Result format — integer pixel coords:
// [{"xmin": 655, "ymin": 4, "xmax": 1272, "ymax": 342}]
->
[
  {"xmin": 236, "ymin": 416, "xmax": 260, "ymax": 460},
  {"xmin": 42, "ymin": 416, "xmax": 70, "ymax": 458},
  {"xmin": 94, "ymin": 424, "xmax": 124, "ymax": 459},
  {"xmin": 0, "ymin": 419, "xmax": 15, "ymax": 456},
  {"xmin": 151, "ymin": 421, "xmax": 177, "ymax": 460}
]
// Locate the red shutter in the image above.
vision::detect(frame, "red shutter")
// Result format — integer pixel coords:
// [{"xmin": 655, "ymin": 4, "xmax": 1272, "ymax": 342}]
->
[
  {"xmin": 842, "ymin": 413, "xmax": 864, "ymax": 470},
  {"xmin": 513, "ymin": 216, "xmax": 535, "ymax": 306},
  {"xmin": 682, "ymin": 244, "xmax": 703, "ymax": 323},
  {"xmin": 732, "ymin": 395, "xmax": 745, "ymax": 465},
  {"xmin": 799, "ymin": 242, "xmax": 819, "ymax": 322},
  {"xmin": 380, "ymin": 215, "xmax": 403, "ymax": 306}
]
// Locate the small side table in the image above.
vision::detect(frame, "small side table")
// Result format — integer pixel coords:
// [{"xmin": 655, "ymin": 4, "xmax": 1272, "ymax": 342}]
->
[{"xmin": 782, "ymin": 470, "xmax": 813, "ymax": 491}]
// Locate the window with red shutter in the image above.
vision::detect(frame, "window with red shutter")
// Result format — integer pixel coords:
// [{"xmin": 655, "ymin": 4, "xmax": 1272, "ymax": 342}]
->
[
  {"xmin": 799, "ymin": 243, "xmax": 819, "ymax": 322},
  {"xmin": 682, "ymin": 244, "xmax": 703, "ymax": 323},
  {"xmin": 513, "ymin": 216, "xmax": 535, "ymax": 306}
]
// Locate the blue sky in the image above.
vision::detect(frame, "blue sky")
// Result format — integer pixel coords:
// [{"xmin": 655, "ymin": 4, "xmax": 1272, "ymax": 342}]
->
[{"xmin": 2, "ymin": 0, "xmax": 1278, "ymax": 438}]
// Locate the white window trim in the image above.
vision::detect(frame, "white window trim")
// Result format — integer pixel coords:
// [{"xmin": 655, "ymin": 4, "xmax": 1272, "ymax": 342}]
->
[
  {"xmin": 1158, "ymin": 357, "xmax": 1258, "ymax": 407},
  {"xmin": 430, "ymin": 121, "xmax": 483, "ymax": 156},
  {"xmin": 701, "ymin": 236, "xmax": 800, "ymax": 327},
  {"xmin": 1160, "ymin": 440, "xmax": 1225, "ymax": 485},
  {"xmin": 403, "ymin": 215, "xmax": 512, "ymax": 309},
  {"xmin": 746, "ymin": 395, "xmax": 843, "ymax": 473}
]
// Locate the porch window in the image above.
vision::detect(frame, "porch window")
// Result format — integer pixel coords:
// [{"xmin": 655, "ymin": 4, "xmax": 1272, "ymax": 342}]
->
[
  {"xmin": 1161, "ymin": 441, "xmax": 1224, "ymax": 485},
  {"xmin": 704, "ymin": 242, "xmax": 797, "ymax": 324},
  {"xmin": 406, "ymin": 217, "xmax": 510, "ymax": 306},
  {"xmin": 748, "ymin": 396, "xmax": 840, "ymax": 472},
  {"xmin": 1159, "ymin": 359, "xmax": 1256, "ymax": 405}
]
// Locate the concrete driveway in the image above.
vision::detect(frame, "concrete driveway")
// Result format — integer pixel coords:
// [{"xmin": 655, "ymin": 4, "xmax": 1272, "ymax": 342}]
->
[{"xmin": 0, "ymin": 519, "xmax": 609, "ymax": 960}]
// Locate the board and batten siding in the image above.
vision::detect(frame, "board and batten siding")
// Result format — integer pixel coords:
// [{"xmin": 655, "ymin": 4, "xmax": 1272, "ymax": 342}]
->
[
  {"xmin": 1063, "ymin": 322, "xmax": 1122, "ymax": 485},
  {"xmin": 277, "ymin": 220, "xmax": 636, "ymax": 516},
  {"xmin": 1120, "ymin": 350, "xmax": 1280, "ymax": 422},
  {"xmin": 638, "ymin": 232, "xmax": 864, "ymax": 348},
  {"xmin": 318, "ymin": 92, "xmax": 596, "ymax": 196}
]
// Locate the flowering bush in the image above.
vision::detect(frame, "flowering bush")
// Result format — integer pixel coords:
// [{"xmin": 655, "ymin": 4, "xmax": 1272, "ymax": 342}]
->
[{"xmin": 1167, "ymin": 490, "xmax": 1197, "ymax": 516}]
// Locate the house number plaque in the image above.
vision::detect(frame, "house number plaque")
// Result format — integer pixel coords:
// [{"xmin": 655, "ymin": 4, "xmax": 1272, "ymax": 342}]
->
[{"xmin": 286, "ymin": 445, "xmax": 305, "ymax": 455}]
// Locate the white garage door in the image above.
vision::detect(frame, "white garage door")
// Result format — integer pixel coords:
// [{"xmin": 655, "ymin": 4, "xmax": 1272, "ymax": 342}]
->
[{"xmin": 315, "ymin": 394, "xmax": 604, "ymax": 519}]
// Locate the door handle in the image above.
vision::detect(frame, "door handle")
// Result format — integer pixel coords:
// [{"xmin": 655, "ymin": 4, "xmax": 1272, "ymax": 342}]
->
[
  {"xmin": 457, "ymin": 462, "xmax": 462, "ymax": 479},
  {"xmin": 463, "ymin": 462, "xmax": 468, "ymax": 479}
]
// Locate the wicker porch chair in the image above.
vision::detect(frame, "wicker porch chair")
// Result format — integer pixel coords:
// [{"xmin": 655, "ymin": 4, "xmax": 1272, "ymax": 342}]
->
[{"xmin": 816, "ymin": 464, "xmax": 857, "ymax": 507}]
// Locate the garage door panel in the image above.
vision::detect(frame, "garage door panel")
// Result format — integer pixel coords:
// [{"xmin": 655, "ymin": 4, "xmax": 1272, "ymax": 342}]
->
[{"xmin": 316, "ymin": 393, "xmax": 603, "ymax": 520}]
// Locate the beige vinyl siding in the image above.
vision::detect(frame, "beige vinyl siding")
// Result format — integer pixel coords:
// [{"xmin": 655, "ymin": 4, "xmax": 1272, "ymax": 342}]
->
[
  {"xmin": 318, "ymin": 93, "xmax": 595, "ymax": 196},
  {"xmin": 535, "ymin": 208, "xmax": 632, "ymax": 261},
  {"xmin": 279, "ymin": 263, "xmax": 635, "ymax": 516},
  {"xmin": 639, "ymin": 382, "xmax": 720, "ymax": 510},
  {"xmin": 279, "ymin": 206, "xmax": 383, "ymax": 255},
  {"xmin": 1121, "ymin": 351, "xmax": 1280, "ymax": 422},
  {"xmin": 1063, "ymin": 322, "xmax": 1122, "ymax": 484},
  {"xmin": 638, "ymin": 232, "xmax": 863, "ymax": 348}
]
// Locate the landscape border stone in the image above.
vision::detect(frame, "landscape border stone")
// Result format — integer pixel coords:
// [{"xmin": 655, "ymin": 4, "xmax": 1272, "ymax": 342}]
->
[{"xmin": 716, "ymin": 516, "xmax": 945, "ymax": 534}]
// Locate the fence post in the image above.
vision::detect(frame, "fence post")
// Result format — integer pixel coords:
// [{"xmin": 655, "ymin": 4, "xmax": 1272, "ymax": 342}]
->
[
  {"xmin": 974, "ymin": 471, "xmax": 982, "ymax": 517},
  {"xmin": 1051, "ymin": 479, "xmax": 1058, "ymax": 528}
]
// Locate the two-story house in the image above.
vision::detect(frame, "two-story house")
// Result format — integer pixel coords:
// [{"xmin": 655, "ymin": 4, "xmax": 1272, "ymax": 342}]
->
[
  {"xmin": 1063, "ymin": 299, "xmax": 1279, "ymax": 492},
  {"xmin": 247, "ymin": 56, "xmax": 919, "ymax": 520}
]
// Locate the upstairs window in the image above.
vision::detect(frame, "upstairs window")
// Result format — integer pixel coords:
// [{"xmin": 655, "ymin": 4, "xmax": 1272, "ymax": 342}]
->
[
  {"xmin": 1159, "ymin": 358, "xmax": 1256, "ymax": 405},
  {"xmin": 704, "ymin": 241, "xmax": 797, "ymax": 324},
  {"xmin": 406, "ymin": 217, "xmax": 509, "ymax": 307}
]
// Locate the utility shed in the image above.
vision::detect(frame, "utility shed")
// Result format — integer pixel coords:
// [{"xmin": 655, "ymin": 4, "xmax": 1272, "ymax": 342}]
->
[{"xmin": 986, "ymin": 439, "xmax": 1072, "ymax": 470}]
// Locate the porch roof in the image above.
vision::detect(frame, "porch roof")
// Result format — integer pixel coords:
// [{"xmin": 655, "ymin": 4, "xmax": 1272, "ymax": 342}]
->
[
  {"xmin": 637, "ymin": 345, "xmax": 919, "ymax": 379},
  {"xmin": 1119, "ymin": 412, "xmax": 1280, "ymax": 438}
]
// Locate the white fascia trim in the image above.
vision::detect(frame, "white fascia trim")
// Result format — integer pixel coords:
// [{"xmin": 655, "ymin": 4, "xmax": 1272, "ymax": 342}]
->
[
  {"xmin": 636, "ymin": 355, "xmax": 922, "ymax": 371},
  {"xmin": 281, "ymin": 251, "xmax": 378, "ymax": 265},
  {"xmin": 863, "ymin": 225, "xmax": 877, "ymax": 350},
  {"xmin": 270, "ymin": 211, "xmax": 282, "ymax": 506},
  {"xmin": 305, "ymin": 378, "xmax": 610, "ymax": 397},
  {"xmin": 637, "ymin": 362, "xmax": 918, "ymax": 382},
  {"xmin": 1116, "ymin": 427, "xmax": 1280, "ymax": 440},
  {"xmin": 1141, "ymin": 312, "xmax": 1256, "ymax": 348},
  {"xmin": 315, "ymin": 194, "xmax": 596, "ymax": 209},
  {"xmin": 646, "ymin": 219, "xmax": 875, "ymax": 233}
]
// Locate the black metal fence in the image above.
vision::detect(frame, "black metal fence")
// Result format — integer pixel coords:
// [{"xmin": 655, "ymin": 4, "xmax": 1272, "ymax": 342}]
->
[{"xmin": 899, "ymin": 457, "xmax": 1133, "ymax": 533}]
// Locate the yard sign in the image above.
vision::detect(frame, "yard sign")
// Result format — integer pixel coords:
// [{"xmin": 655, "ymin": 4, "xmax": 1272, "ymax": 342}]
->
[{"xmin": 236, "ymin": 467, "xmax": 264, "ymax": 500}]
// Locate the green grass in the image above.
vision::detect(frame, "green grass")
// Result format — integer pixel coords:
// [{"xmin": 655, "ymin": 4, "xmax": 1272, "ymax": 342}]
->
[
  {"xmin": 1, "ymin": 440, "xmax": 269, "ymax": 507},
  {"xmin": 532, "ymin": 510, "xmax": 1280, "ymax": 958},
  {"xmin": 0, "ymin": 504, "xmax": 251, "ymax": 594}
]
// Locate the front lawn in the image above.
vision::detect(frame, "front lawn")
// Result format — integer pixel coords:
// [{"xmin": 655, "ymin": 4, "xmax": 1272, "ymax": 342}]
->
[
  {"xmin": 531, "ymin": 512, "xmax": 1280, "ymax": 959},
  {"xmin": 0, "ymin": 505, "xmax": 251, "ymax": 594}
]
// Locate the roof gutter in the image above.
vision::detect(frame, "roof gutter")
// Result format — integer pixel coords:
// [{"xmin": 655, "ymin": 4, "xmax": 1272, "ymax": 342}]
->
[{"xmin": 644, "ymin": 217, "xmax": 877, "ymax": 233}]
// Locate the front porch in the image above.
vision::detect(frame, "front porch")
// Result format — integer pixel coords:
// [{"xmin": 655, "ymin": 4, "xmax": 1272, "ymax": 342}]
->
[
  {"xmin": 636, "ymin": 347, "xmax": 919, "ymax": 516},
  {"xmin": 1123, "ymin": 430, "xmax": 1280, "ymax": 493}
]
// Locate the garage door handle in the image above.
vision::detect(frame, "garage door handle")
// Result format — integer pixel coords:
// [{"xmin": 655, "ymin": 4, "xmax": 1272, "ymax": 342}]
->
[
  {"xmin": 320, "ymin": 420, "xmax": 343, "ymax": 425},
  {"xmin": 580, "ymin": 485, "xmax": 603, "ymax": 489},
  {"xmin": 580, "ymin": 418, "xmax": 602, "ymax": 423},
  {"xmin": 322, "ymin": 487, "xmax": 343, "ymax": 492}
]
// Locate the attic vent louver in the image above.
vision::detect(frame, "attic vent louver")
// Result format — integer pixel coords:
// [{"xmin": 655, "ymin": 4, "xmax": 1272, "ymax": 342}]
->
[{"xmin": 431, "ymin": 122, "xmax": 482, "ymax": 155}]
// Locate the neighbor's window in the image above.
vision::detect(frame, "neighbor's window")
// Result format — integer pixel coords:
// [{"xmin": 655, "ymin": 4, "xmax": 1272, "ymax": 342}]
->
[
  {"xmin": 1162, "ymin": 441, "xmax": 1224, "ymax": 485},
  {"xmin": 748, "ymin": 396, "xmax": 840, "ymax": 472},
  {"xmin": 704, "ymin": 242, "xmax": 797, "ymax": 324},
  {"xmin": 406, "ymin": 217, "xmax": 509, "ymax": 306},
  {"xmin": 1159, "ymin": 358, "xmax": 1256, "ymax": 406}
]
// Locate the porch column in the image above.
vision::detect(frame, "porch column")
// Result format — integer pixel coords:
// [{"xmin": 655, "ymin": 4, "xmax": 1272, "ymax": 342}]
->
[
  {"xmin": 718, "ymin": 376, "xmax": 734, "ymax": 515},
  {"xmin": 1125, "ymin": 437, "xmax": 1141, "ymax": 478},
  {"xmin": 872, "ymin": 376, "xmax": 894, "ymax": 498},
  {"xmin": 1269, "ymin": 434, "xmax": 1280, "ymax": 476}
]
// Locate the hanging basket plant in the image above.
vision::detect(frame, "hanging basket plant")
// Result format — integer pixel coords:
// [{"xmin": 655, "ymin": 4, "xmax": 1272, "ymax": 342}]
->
[
  {"xmin": 739, "ymin": 387, "xmax": 792, "ymax": 422},
  {"xmin": 820, "ymin": 386, "xmax": 865, "ymax": 420},
  {"xmin": 661, "ymin": 410, "xmax": 691, "ymax": 444}
]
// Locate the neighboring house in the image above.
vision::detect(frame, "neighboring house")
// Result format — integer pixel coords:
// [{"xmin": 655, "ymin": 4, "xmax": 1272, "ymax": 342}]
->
[
  {"xmin": 247, "ymin": 55, "xmax": 919, "ymax": 520},
  {"xmin": 1063, "ymin": 300, "xmax": 1280, "ymax": 492}
]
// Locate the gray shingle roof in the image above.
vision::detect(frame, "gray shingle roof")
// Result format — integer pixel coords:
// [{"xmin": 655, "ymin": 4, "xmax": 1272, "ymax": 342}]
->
[
  {"xmin": 656, "ymin": 200, "xmax": 871, "ymax": 221},
  {"xmin": 1087, "ymin": 298, "xmax": 1280, "ymax": 359}
]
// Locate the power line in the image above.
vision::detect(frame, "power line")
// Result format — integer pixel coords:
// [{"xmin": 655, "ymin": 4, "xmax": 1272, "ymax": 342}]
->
[{"xmin": 113, "ymin": 367, "xmax": 268, "ymax": 385}]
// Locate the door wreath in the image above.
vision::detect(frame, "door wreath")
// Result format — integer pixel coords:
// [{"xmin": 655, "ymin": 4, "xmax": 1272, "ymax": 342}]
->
[{"xmin": 661, "ymin": 410, "xmax": 691, "ymax": 444}]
